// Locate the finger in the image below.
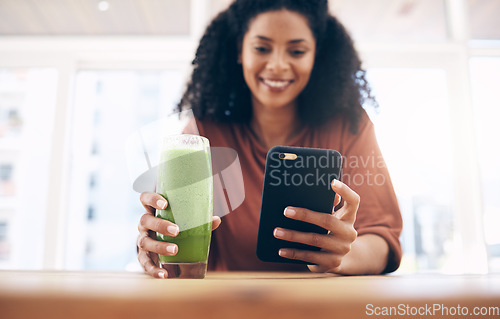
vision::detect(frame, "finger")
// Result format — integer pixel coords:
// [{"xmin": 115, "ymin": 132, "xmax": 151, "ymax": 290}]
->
[
  {"xmin": 139, "ymin": 213, "xmax": 179, "ymax": 236},
  {"xmin": 274, "ymin": 227, "xmax": 351, "ymax": 255},
  {"xmin": 333, "ymin": 193, "xmax": 341, "ymax": 207},
  {"xmin": 284, "ymin": 206, "xmax": 345, "ymax": 235},
  {"xmin": 278, "ymin": 248, "xmax": 341, "ymax": 269},
  {"xmin": 331, "ymin": 180, "xmax": 359, "ymax": 208},
  {"xmin": 331, "ymin": 179, "xmax": 359, "ymax": 223},
  {"xmin": 307, "ymin": 263, "xmax": 343, "ymax": 274},
  {"xmin": 138, "ymin": 251, "xmax": 168, "ymax": 279},
  {"xmin": 137, "ymin": 234, "xmax": 178, "ymax": 257},
  {"xmin": 140, "ymin": 192, "xmax": 168, "ymax": 213},
  {"xmin": 212, "ymin": 216, "xmax": 222, "ymax": 231}
]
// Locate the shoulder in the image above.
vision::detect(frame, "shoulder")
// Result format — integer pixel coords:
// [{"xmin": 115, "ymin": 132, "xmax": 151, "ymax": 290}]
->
[
  {"xmin": 183, "ymin": 117, "xmax": 235, "ymax": 135},
  {"xmin": 309, "ymin": 109, "xmax": 375, "ymax": 154},
  {"xmin": 191, "ymin": 117, "xmax": 246, "ymax": 148},
  {"xmin": 315, "ymin": 109, "xmax": 373, "ymax": 137},
  {"xmin": 198, "ymin": 117, "xmax": 236, "ymax": 135}
]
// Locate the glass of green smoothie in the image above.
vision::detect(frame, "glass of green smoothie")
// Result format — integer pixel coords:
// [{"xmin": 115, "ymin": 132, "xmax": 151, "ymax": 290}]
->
[{"xmin": 155, "ymin": 134, "xmax": 213, "ymax": 278}]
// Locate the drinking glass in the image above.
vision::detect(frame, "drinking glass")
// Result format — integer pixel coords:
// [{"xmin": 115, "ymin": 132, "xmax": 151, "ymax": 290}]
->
[{"xmin": 155, "ymin": 134, "xmax": 213, "ymax": 278}]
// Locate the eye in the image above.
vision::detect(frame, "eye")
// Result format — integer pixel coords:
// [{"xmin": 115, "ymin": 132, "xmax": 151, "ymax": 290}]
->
[
  {"xmin": 290, "ymin": 50, "xmax": 306, "ymax": 57},
  {"xmin": 254, "ymin": 46, "xmax": 270, "ymax": 54}
]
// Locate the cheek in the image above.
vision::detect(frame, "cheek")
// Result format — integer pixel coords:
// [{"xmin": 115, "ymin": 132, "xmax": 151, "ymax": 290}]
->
[
  {"xmin": 242, "ymin": 59, "xmax": 265, "ymax": 88},
  {"xmin": 242, "ymin": 64, "xmax": 256, "ymax": 88},
  {"xmin": 242, "ymin": 55, "xmax": 262, "ymax": 75},
  {"xmin": 297, "ymin": 59, "xmax": 315, "ymax": 83}
]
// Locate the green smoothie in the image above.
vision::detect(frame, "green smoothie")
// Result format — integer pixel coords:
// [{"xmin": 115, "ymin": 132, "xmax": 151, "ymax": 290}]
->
[{"xmin": 155, "ymin": 145, "xmax": 213, "ymax": 264}]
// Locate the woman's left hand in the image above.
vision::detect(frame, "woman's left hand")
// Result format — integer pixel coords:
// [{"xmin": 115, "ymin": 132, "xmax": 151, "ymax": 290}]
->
[{"xmin": 273, "ymin": 179, "xmax": 360, "ymax": 274}]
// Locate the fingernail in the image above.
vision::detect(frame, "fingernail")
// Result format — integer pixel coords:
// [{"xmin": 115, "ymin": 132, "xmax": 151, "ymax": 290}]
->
[
  {"xmin": 157, "ymin": 200, "xmax": 168, "ymax": 209},
  {"xmin": 332, "ymin": 179, "xmax": 339, "ymax": 188},
  {"xmin": 274, "ymin": 228, "xmax": 285, "ymax": 238},
  {"xmin": 284, "ymin": 207, "xmax": 296, "ymax": 217},
  {"xmin": 279, "ymin": 249, "xmax": 289, "ymax": 257},
  {"xmin": 167, "ymin": 225, "xmax": 179, "ymax": 236},
  {"xmin": 166, "ymin": 245, "xmax": 177, "ymax": 254},
  {"xmin": 158, "ymin": 271, "xmax": 165, "ymax": 279}
]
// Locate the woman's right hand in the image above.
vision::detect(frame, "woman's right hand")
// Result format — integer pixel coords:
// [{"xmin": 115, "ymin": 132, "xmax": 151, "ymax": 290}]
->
[{"xmin": 137, "ymin": 192, "xmax": 222, "ymax": 278}]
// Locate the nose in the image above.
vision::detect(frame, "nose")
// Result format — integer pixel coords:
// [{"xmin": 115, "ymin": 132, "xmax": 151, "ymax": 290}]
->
[{"xmin": 266, "ymin": 49, "xmax": 290, "ymax": 73}]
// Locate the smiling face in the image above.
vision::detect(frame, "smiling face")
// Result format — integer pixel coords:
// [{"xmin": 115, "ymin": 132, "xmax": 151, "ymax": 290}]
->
[{"xmin": 239, "ymin": 9, "xmax": 316, "ymax": 112}]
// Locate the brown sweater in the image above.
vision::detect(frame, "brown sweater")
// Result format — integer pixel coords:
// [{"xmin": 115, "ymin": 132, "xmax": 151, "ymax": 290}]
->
[{"xmin": 186, "ymin": 110, "xmax": 403, "ymax": 273}]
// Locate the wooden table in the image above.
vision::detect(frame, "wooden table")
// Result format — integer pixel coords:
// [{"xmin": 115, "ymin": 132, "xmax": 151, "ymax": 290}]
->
[{"xmin": 0, "ymin": 271, "xmax": 499, "ymax": 319}]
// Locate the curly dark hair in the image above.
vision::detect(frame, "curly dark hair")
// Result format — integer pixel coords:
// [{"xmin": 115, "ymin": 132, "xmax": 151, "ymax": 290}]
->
[{"xmin": 177, "ymin": 0, "xmax": 376, "ymax": 134}]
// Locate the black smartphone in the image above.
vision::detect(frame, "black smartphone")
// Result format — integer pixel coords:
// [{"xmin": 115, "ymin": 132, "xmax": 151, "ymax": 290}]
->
[{"xmin": 256, "ymin": 146, "xmax": 342, "ymax": 264}]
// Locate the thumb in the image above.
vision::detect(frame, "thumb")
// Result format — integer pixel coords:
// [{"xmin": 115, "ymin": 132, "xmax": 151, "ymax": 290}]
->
[
  {"xmin": 211, "ymin": 216, "xmax": 222, "ymax": 231},
  {"xmin": 331, "ymin": 179, "xmax": 359, "ymax": 224}
]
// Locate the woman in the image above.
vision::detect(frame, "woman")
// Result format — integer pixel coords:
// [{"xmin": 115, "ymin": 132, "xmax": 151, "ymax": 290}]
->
[{"xmin": 138, "ymin": 0, "xmax": 402, "ymax": 278}]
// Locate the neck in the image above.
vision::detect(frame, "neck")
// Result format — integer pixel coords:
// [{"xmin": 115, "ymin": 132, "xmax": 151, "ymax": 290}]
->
[{"xmin": 250, "ymin": 99, "xmax": 302, "ymax": 150}]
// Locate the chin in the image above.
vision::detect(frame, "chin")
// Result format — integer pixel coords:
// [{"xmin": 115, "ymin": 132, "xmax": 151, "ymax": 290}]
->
[
  {"xmin": 256, "ymin": 95, "xmax": 298, "ymax": 110},
  {"xmin": 260, "ymin": 101, "xmax": 294, "ymax": 110}
]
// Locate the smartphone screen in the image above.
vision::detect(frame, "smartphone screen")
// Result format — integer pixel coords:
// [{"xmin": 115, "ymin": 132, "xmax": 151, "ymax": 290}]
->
[{"xmin": 256, "ymin": 146, "xmax": 342, "ymax": 264}]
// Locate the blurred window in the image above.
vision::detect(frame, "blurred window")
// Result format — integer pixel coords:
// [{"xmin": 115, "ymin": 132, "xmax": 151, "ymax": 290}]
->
[
  {"xmin": 65, "ymin": 70, "xmax": 183, "ymax": 271},
  {"xmin": 0, "ymin": 68, "xmax": 58, "ymax": 269},
  {"xmin": 470, "ymin": 57, "xmax": 500, "ymax": 272},
  {"xmin": 365, "ymin": 68, "xmax": 455, "ymax": 273}
]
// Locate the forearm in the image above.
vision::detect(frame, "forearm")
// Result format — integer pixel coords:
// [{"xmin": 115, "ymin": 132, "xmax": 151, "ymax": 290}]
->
[{"xmin": 335, "ymin": 234, "xmax": 389, "ymax": 275}]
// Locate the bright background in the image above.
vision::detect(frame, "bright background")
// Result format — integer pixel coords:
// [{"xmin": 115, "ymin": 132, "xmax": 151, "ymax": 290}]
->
[{"xmin": 0, "ymin": 0, "xmax": 499, "ymax": 274}]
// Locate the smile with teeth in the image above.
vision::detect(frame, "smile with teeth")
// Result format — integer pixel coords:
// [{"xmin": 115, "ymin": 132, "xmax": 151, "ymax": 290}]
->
[{"xmin": 261, "ymin": 78, "xmax": 293, "ymax": 88}]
